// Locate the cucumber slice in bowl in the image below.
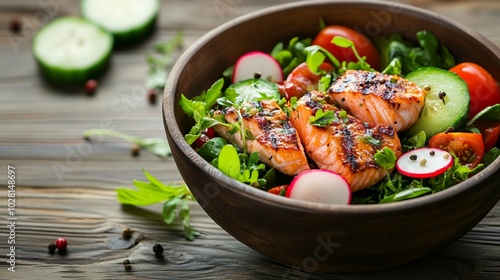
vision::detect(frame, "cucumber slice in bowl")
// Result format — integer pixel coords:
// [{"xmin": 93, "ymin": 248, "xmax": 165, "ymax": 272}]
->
[
  {"xmin": 406, "ymin": 66, "xmax": 470, "ymax": 138},
  {"xmin": 33, "ymin": 17, "xmax": 113, "ymax": 87},
  {"xmin": 81, "ymin": 0, "xmax": 160, "ymax": 48}
]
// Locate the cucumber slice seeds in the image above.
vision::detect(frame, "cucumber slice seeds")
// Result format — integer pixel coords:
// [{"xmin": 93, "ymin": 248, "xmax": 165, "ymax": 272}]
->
[
  {"xmin": 81, "ymin": 0, "xmax": 160, "ymax": 47},
  {"xmin": 33, "ymin": 17, "xmax": 113, "ymax": 87},
  {"xmin": 406, "ymin": 66, "xmax": 470, "ymax": 138}
]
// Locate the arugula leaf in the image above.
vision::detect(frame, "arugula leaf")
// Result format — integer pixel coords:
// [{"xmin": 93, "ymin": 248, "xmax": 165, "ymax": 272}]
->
[
  {"xmin": 218, "ymin": 144, "xmax": 242, "ymax": 179},
  {"xmin": 402, "ymin": 130, "xmax": 426, "ymax": 151},
  {"xmin": 309, "ymin": 109, "xmax": 338, "ymax": 127},
  {"xmin": 163, "ymin": 196, "xmax": 182, "ymax": 223},
  {"xmin": 304, "ymin": 45, "xmax": 340, "ymax": 71},
  {"xmin": 305, "ymin": 46, "xmax": 326, "ymax": 74},
  {"xmin": 331, "ymin": 36, "xmax": 372, "ymax": 72},
  {"xmin": 116, "ymin": 170, "xmax": 199, "ymax": 241},
  {"xmin": 180, "ymin": 199, "xmax": 200, "ymax": 241},
  {"xmin": 379, "ymin": 187, "xmax": 432, "ymax": 203},
  {"xmin": 375, "ymin": 30, "xmax": 455, "ymax": 75},
  {"xmin": 216, "ymin": 144, "xmax": 271, "ymax": 188},
  {"xmin": 381, "ymin": 57, "xmax": 402, "ymax": 75},
  {"xmin": 374, "ymin": 147, "xmax": 397, "ymax": 170},
  {"xmin": 83, "ymin": 129, "xmax": 171, "ymax": 157},
  {"xmin": 318, "ymin": 74, "xmax": 332, "ymax": 93},
  {"xmin": 467, "ymin": 104, "xmax": 500, "ymax": 126},
  {"xmin": 481, "ymin": 147, "xmax": 500, "ymax": 167},
  {"xmin": 271, "ymin": 37, "xmax": 312, "ymax": 76},
  {"xmin": 180, "ymin": 79, "xmax": 228, "ymax": 145}
]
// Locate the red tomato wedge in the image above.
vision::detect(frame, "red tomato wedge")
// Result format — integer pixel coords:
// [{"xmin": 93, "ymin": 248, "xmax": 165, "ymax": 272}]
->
[
  {"xmin": 449, "ymin": 62, "xmax": 500, "ymax": 119},
  {"xmin": 283, "ymin": 62, "xmax": 333, "ymax": 100},
  {"xmin": 312, "ymin": 25, "xmax": 380, "ymax": 70},
  {"xmin": 428, "ymin": 132, "xmax": 485, "ymax": 168},
  {"xmin": 267, "ymin": 185, "xmax": 288, "ymax": 195},
  {"xmin": 396, "ymin": 148, "xmax": 454, "ymax": 178}
]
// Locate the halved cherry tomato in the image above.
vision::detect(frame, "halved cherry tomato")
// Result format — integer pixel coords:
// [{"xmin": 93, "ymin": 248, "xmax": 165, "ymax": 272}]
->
[
  {"xmin": 474, "ymin": 121, "xmax": 500, "ymax": 151},
  {"xmin": 283, "ymin": 62, "xmax": 333, "ymax": 100},
  {"xmin": 267, "ymin": 185, "xmax": 288, "ymax": 195},
  {"xmin": 312, "ymin": 25, "xmax": 380, "ymax": 70},
  {"xmin": 428, "ymin": 132, "xmax": 485, "ymax": 168},
  {"xmin": 449, "ymin": 62, "xmax": 500, "ymax": 119}
]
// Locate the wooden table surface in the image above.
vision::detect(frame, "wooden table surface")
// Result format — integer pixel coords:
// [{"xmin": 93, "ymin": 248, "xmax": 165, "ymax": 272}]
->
[{"xmin": 1, "ymin": 0, "xmax": 499, "ymax": 279}]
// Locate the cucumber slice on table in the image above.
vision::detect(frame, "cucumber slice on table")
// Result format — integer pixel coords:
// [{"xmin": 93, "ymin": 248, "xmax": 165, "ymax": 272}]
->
[
  {"xmin": 81, "ymin": 0, "xmax": 160, "ymax": 47},
  {"xmin": 33, "ymin": 17, "xmax": 113, "ymax": 87},
  {"xmin": 406, "ymin": 66, "xmax": 470, "ymax": 138}
]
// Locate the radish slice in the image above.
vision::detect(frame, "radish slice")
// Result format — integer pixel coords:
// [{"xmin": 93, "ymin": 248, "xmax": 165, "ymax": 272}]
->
[
  {"xmin": 286, "ymin": 170, "xmax": 351, "ymax": 205},
  {"xmin": 396, "ymin": 148, "xmax": 453, "ymax": 178},
  {"xmin": 232, "ymin": 51, "xmax": 283, "ymax": 83}
]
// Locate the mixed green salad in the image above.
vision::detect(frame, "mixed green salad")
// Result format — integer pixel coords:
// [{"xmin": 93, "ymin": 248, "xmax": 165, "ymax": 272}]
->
[{"xmin": 180, "ymin": 23, "xmax": 500, "ymax": 205}]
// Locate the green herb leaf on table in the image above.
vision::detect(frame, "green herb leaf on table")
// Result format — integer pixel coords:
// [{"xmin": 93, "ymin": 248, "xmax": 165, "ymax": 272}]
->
[
  {"xmin": 116, "ymin": 170, "xmax": 200, "ymax": 241},
  {"xmin": 145, "ymin": 31, "xmax": 183, "ymax": 91},
  {"xmin": 83, "ymin": 129, "xmax": 171, "ymax": 157}
]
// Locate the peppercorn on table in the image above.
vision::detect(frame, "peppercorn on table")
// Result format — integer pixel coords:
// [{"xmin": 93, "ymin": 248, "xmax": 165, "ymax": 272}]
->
[{"xmin": 1, "ymin": 0, "xmax": 500, "ymax": 279}]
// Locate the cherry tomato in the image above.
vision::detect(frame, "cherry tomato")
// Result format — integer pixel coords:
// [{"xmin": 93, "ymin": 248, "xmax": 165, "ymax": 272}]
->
[
  {"xmin": 428, "ymin": 132, "xmax": 485, "ymax": 168},
  {"xmin": 194, "ymin": 127, "xmax": 215, "ymax": 148},
  {"xmin": 474, "ymin": 121, "xmax": 500, "ymax": 151},
  {"xmin": 267, "ymin": 185, "xmax": 288, "ymax": 195},
  {"xmin": 283, "ymin": 62, "xmax": 333, "ymax": 100},
  {"xmin": 449, "ymin": 62, "xmax": 500, "ymax": 119},
  {"xmin": 312, "ymin": 25, "xmax": 380, "ymax": 70}
]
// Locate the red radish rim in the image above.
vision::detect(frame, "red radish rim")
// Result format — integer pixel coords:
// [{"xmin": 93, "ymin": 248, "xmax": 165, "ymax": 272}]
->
[
  {"xmin": 286, "ymin": 169, "xmax": 352, "ymax": 204},
  {"xmin": 232, "ymin": 51, "xmax": 284, "ymax": 84},
  {"xmin": 396, "ymin": 148, "xmax": 454, "ymax": 178}
]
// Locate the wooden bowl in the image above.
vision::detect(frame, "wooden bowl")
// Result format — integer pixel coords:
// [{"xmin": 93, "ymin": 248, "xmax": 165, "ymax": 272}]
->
[{"xmin": 163, "ymin": 0, "xmax": 500, "ymax": 273}]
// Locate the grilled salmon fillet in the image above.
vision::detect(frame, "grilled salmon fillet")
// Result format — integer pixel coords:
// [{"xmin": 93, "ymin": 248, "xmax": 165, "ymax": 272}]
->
[
  {"xmin": 328, "ymin": 70, "xmax": 425, "ymax": 132},
  {"xmin": 213, "ymin": 100, "xmax": 310, "ymax": 176},
  {"xmin": 289, "ymin": 92, "xmax": 402, "ymax": 192}
]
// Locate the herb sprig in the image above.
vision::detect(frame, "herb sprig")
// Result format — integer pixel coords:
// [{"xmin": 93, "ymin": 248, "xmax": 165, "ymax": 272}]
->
[
  {"xmin": 116, "ymin": 170, "xmax": 200, "ymax": 240},
  {"xmin": 83, "ymin": 129, "xmax": 171, "ymax": 157},
  {"xmin": 179, "ymin": 78, "xmax": 229, "ymax": 145},
  {"xmin": 145, "ymin": 31, "xmax": 184, "ymax": 91}
]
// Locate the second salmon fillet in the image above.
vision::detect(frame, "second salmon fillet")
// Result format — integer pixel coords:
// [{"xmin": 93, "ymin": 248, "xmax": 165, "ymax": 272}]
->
[{"xmin": 328, "ymin": 70, "xmax": 426, "ymax": 132}]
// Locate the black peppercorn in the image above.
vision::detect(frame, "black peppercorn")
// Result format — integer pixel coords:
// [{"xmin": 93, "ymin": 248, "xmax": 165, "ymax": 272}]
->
[
  {"xmin": 48, "ymin": 243, "xmax": 57, "ymax": 254},
  {"xmin": 153, "ymin": 243, "xmax": 164, "ymax": 257},
  {"xmin": 122, "ymin": 227, "xmax": 133, "ymax": 239},
  {"xmin": 9, "ymin": 18, "xmax": 22, "ymax": 34},
  {"xmin": 130, "ymin": 144, "xmax": 140, "ymax": 157},
  {"xmin": 147, "ymin": 89, "xmax": 157, "ymax": 105},
  {"xmin": 123, "ymin": 259, "xmax": 132, "ymax": 271}
]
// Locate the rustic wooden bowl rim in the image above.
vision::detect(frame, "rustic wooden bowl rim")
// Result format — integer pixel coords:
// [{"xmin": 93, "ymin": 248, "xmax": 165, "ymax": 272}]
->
[{"xmin": 164, "ymin": 0, "xmax": 500, "ymax": 214}]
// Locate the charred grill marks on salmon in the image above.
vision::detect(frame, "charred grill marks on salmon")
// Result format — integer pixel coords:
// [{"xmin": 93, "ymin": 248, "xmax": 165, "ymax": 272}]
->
[
  {"xmin": 328, "ymin": 70, "xmax": 426, "ymax": 132},
  {"xmin": 289, "ymin": 91, "xmax": 402, "ymax": 192},
  {"xmin": 213, "ymin": 100, "xmax": 310, "ymax": 176}
]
